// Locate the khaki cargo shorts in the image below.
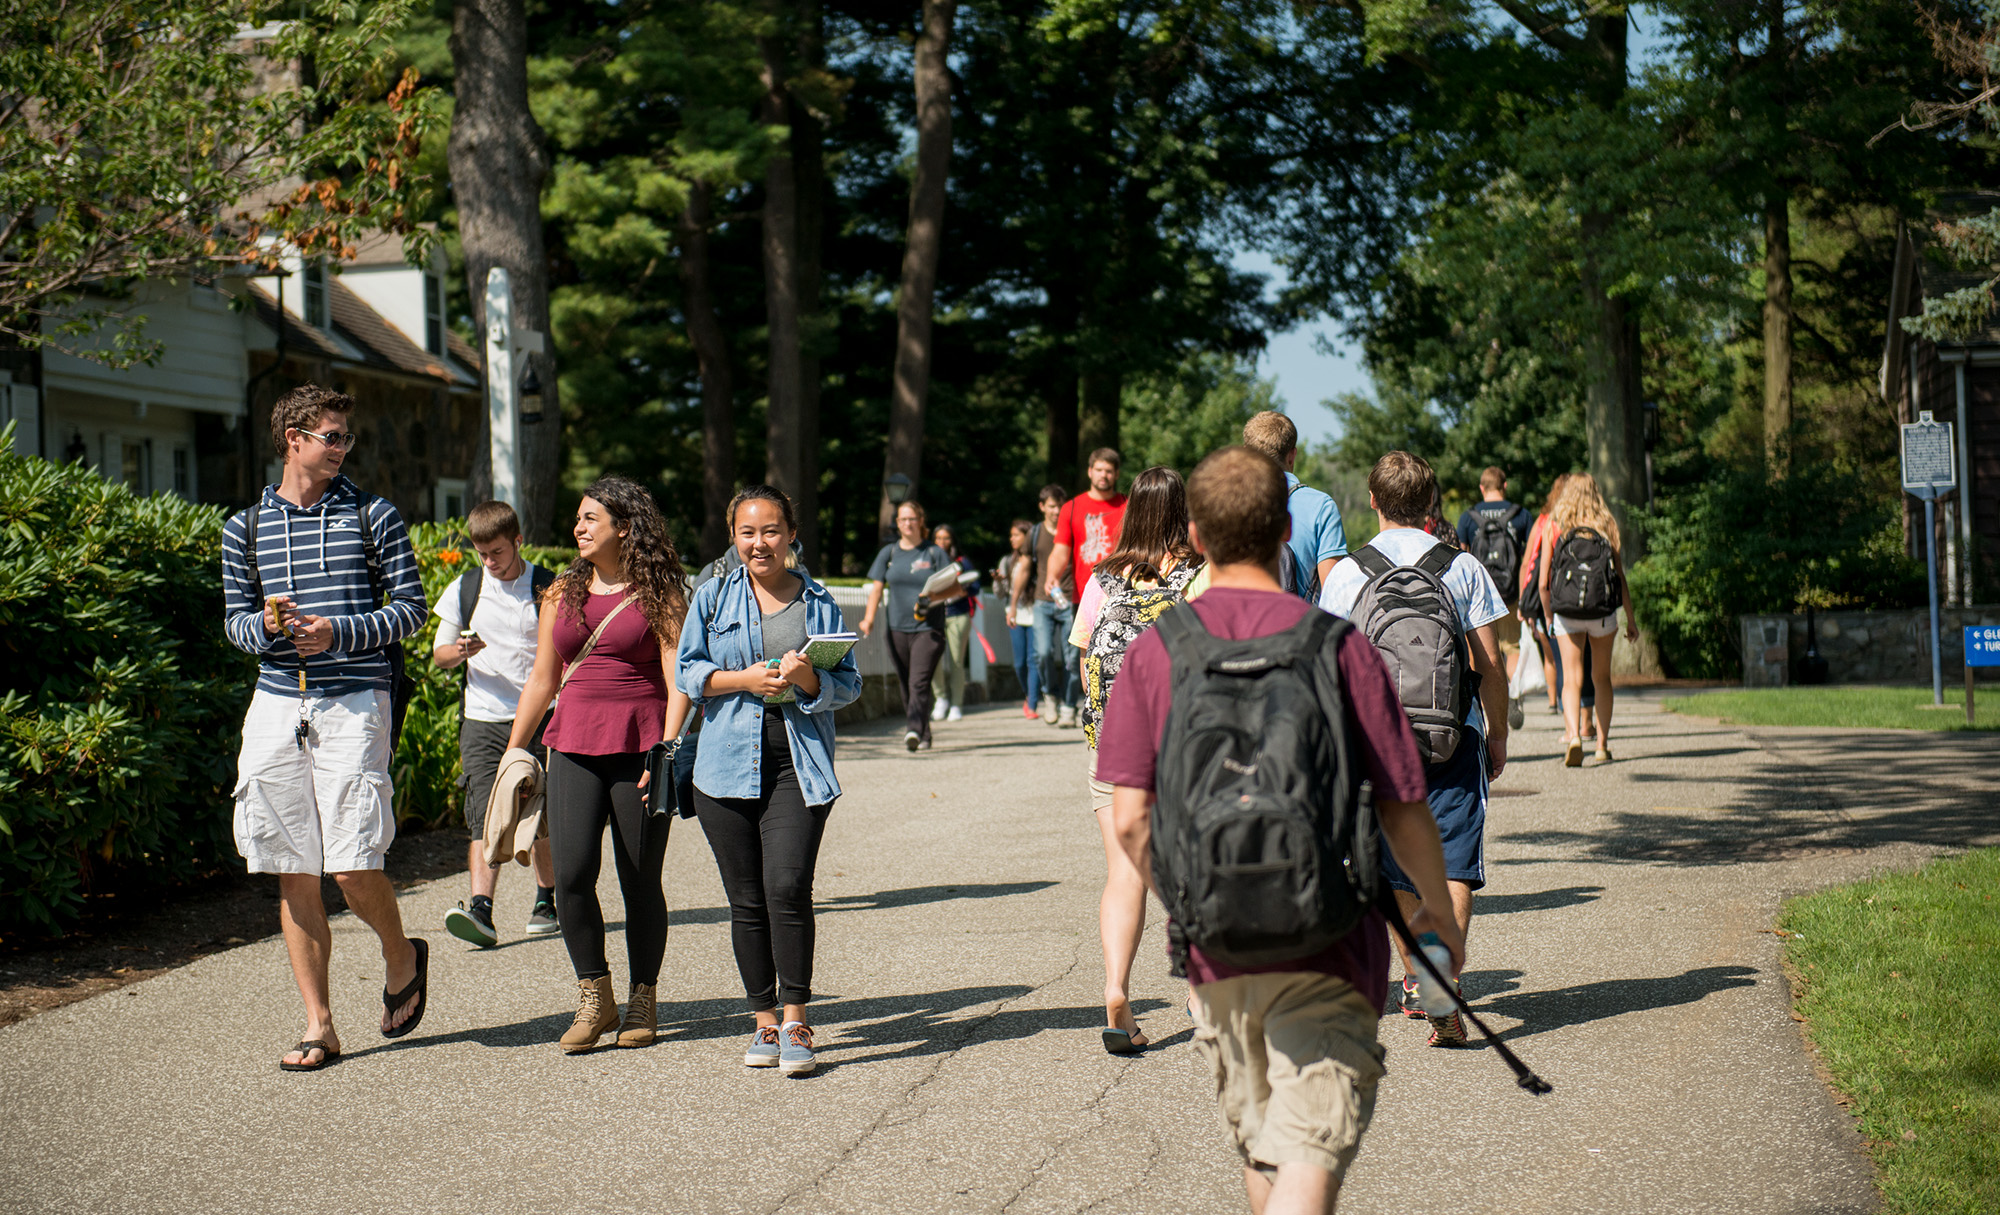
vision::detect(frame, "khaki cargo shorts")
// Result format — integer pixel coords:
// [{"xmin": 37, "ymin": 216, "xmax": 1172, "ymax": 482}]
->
[{"xmin": 1192, "ymin": 972, "xmax": 1386, "ymax": 1180}]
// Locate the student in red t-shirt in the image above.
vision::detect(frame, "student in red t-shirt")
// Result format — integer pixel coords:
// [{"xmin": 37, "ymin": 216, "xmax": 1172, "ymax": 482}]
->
[
  {"xmin": 1096, "ymin": 446, "xmax": 1462, "ymax": 1215},
  {"xmin": 1044, "ymin": 448, "xmax": 1127, "ymax": 728}
]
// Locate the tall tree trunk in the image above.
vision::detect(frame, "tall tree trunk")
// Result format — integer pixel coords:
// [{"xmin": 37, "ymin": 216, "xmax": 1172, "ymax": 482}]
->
[
  {"xmin": 680, "ymin": 179, "xmax": 735, "ymax": 563},
  {"xmin": 759, "ymin": 28, "xmax": 804, "ymax": 511},
  {"xmin": 879, "ymin": 0, "xmax": 957, "ymax": 539},
  {"xmin": 1044, "ymin": 360, "xmax": 1079, "ymax": 492},
  {"xmin": 448, "ymin": 0, "xmax": 558, "ymax": 541},
  {"xmin": 1077, "ymin": 368, "xmax": 1121, "ymax": 476},
  {"xmin": 1762, "ymin": 191, "xmax": 1793, "ymax": 475},
  {"xmin": 792, "ymin": 1, "xmax": 826, "ymax": 571}
]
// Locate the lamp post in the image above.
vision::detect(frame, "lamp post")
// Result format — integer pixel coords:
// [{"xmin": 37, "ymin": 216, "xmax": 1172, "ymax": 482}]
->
[
  {"xmin": 484, "ymin": 266, "xmax": 546, "ymax": 507},
  {"xmin": 881, "ymin": 473, "xmax": 912, "ymax": 542}
]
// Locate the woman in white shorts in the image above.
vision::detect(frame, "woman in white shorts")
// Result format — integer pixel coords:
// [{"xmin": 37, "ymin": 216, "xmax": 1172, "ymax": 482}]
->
[{"xmin": 1538, "ymin": 473, "xmax": 1638, "ymax": 766}]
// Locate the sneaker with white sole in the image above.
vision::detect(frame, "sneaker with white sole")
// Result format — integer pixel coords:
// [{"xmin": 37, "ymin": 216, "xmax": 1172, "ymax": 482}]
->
[
  {"xmin": 946, "ymin": 705, "xmax": 962, "ymax": 722},
  {"xmin": 445, "ymin": 901, "xmax": 498, "ymax": 948},
  {"xmin": 1040, "ymin": 697, "xmax": 1060, "ymax": 725},
  {"xmin": 779, "ymin": 1021, "xmax": 817, "ymax": 1075},
  {"xmin": 1057, "ymin": 705, "xmax": 1078, "ymax": 729},
  {"xmin": 524, "ymin": 899, "xmax": 560, "ymax": 937},
  {"xmin": 905, "ymin": 730, "xmax": 921, "ymax": 752},
  {"xmin": 931, "ymin": 698, "xmax": 950, "ymax": 722},
  {"xmin": 743, "ymin": 1025, "xmax": 781, "ymax": 1067}
]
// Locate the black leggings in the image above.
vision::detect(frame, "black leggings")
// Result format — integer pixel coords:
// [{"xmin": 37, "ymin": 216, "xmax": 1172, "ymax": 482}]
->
[
  {"xmin": 546, "ymin": 749, "xmax": 669, "ymax": 985},
  {"xmin": 693, "ymin": 711, "xmax": 830, "ymax": 1010},
  {"xmin": 888, "ymin": 627, "xmax": 946, "ymax": 741}
]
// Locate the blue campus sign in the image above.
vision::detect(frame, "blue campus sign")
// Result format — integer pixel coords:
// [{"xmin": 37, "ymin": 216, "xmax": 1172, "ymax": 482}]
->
[{"xmin": 1968, "ymin": 626, "xmax": 2000, "ymax": 669}]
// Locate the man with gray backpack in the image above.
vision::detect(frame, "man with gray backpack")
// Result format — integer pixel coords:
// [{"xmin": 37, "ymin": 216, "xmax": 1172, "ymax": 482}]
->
[{"xmin": 1320, "ymin": 450, "xmax": 1511, "ymax": 1047}]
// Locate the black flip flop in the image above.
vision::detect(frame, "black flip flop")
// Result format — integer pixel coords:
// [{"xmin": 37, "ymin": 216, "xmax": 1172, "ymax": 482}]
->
[
  {"xmin": 381, "ymin": 937, "xmax": 429, "ymax": 1039},
  {"xmin": 278, "ymin": 1039, "xmax": 341, "ymax": 1072},
  {"xmin": 1101, "ymin": 1027, "xmax": 1147, "ymax": 1055}
]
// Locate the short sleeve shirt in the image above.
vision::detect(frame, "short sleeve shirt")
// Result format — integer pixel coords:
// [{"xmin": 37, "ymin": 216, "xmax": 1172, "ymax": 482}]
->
[
  {"xmin": 1318, "ymin": 528, "xmax": 1509, "ymax": 734},
  {"xmin": 1054, "ymin": 494, "xmax": 1128, "ymax": 593},
  {"xmin": 1092, "ymin": 587, "xmax": 1429, "ymax": 1008},
  {"xmin": 1032, "ymin": 523, "xmax": 1065, "ymax": 603},
  {"xmin": 433, "ymin": 565, "xmax": 544, "ymax": 723},
  {"xmin": 1284, "ymin": 473, "xmax": 1348, "ymax": 597},
  {"xmin": 868, "ymin": 542, "xmax": 952, "ymax": 633}
]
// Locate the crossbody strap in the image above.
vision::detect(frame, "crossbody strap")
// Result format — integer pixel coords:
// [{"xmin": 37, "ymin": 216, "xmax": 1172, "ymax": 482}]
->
[{"xmin": 557, "ymin": 594, "xmax": 639, "ymax": 696}]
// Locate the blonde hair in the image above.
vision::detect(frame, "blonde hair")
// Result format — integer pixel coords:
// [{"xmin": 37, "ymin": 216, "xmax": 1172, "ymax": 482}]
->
[{"xmin": 1549, "ymin": 473, "xmax": 1620, "ymax": 551}]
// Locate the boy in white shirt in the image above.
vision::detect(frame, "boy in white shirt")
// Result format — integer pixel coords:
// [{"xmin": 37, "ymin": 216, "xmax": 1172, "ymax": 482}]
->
[
  {"xmin": 433, "ymin": 500, "xmax": 558, "ymax": 947},
  {"xmin": 1319, "ymin": 451, "xmax": 1510, "ymax": 1046}
]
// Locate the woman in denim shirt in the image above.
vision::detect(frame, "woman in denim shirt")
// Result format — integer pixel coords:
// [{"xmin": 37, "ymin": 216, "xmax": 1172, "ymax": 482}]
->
[{"xmin": 677, "ymin": 486, "xmax": 860, "ymax": 1075}]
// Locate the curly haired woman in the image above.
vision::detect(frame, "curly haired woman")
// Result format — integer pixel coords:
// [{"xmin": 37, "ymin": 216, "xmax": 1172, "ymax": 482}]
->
[{"xmin": 508, "ymin": 475, "xmax": 693, "ymax": 1052}]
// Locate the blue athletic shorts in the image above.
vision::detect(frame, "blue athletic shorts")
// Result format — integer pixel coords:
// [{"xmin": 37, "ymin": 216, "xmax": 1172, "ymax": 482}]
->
[{"xmin": 1381, "ymin": 727, "xmax": 1487, "ymax": 893}]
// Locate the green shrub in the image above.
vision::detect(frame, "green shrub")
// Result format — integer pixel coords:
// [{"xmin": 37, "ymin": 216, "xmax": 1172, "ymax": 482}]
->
[
  {"xmin": 1630, "ymin": 463, "xmax": 1924, "ymax": 678},
  {"xmin": 0, "ymin": 438, "xmax": 255, "ymax": 937},
  {"xmin": 391, "ymin": 521, "xmax": 575, "ymax": 829}
]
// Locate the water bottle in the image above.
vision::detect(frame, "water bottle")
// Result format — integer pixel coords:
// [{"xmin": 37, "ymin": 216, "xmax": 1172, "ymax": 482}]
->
[{"xmin": 1414, "ymin": 932, "xmax": 1457, "ymax": 1017}]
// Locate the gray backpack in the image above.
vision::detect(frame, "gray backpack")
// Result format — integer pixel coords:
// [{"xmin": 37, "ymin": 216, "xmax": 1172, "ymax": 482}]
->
[{"xmin": 1350, "ymin": 544, "xmax": 1475, "ymax": 765}]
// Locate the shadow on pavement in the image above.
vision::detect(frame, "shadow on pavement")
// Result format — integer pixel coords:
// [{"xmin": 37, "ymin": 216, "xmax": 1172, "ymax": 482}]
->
[
  {"xmin": 1476, "ymin": 886, "xmax": 1604, "ymax": 915},
  {"xmin": 666, "ymin": 881, "xmax": 1061, "ymax": 927},
  {"xmin": 1474, "ymin": 964, "xmax": 1760, "ymax": 1042}
]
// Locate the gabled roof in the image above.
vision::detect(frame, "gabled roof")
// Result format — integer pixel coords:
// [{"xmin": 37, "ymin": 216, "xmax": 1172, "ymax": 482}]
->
[{"xmin": 246, "ymin": 281, "xmax": 480, "ymax": 387}]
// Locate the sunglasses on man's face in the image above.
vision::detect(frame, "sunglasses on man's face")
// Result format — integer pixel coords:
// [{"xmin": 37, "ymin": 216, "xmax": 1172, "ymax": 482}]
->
[{"xmin": 292, "ymin": 427, "xmax": 358, "ymax": 452}]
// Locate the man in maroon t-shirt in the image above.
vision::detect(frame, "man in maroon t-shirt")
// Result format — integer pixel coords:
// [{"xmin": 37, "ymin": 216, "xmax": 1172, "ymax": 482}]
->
[{"xmin": 1097, "ymin": 446, "xmax": 1461, "ymax": 1215}]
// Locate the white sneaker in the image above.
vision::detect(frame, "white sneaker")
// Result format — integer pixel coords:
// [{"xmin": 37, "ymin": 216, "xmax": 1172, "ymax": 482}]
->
[
  {"xmin": 1058, "ymin": 705, "xmax": 1078, "ymax": 729},
  {"xmin": 905, "ymin": 731, "xmax": 921, "ymax": 753},
  {"xmin": 1038, "ymin": 696, "xmax": 1058, "ymax": 723},
  {"xmin": 931, "ymin": 698, "xmax": 950, "ymax": 722},
  {"xmin": 947, "ymin": 705, "xmax": 963, "ymax": 722}
]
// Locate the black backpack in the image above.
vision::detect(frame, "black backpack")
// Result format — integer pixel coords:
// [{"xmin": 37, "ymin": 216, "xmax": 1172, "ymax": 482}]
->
[
  {"xmin": 1350, "ymin": 544, "xmax": 1475, "ymax": 766},
  {"xmin": 1472, "ymin": 504, "xmax": 1525, "ymax": 601},
  {"xmin": 242, "ymin": 491, "xmax": 416, "ymax": 748},
  {"xmin": 1276, "ymin": 482, "xmax": 1322, "ymax": 603},
  {"xmin": 1548, "ymin": 526, "xmax": 1622, "ymax": 620},
  {"xmin": 1149, "ymin": 605, "xmax": 1379, "ymax": 969}
]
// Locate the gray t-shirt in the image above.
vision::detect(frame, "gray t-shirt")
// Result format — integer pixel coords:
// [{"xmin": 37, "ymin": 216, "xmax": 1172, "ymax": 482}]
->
[
  {"xmin": 868, "ymin": 542, "xmax": 951, "ymax": 633},
  {"xmin": 759, "ymin": 584, "xmax": 810, "ymax": 659}
]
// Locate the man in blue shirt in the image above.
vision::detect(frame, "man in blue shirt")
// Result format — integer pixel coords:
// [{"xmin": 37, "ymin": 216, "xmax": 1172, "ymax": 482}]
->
[
  {"xmin": 221, "ymin": 383, "xmax": 431, "ymax": 1071},
  {"xmin": 1242, "ymin": 411, "xmax": 1347, "ymax": 601}
]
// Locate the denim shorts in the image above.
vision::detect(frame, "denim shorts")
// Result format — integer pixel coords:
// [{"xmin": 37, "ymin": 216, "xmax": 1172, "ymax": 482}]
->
[{"xmin": 1382, "ymin": 726, "xmax": 1486, "ymax": 892}]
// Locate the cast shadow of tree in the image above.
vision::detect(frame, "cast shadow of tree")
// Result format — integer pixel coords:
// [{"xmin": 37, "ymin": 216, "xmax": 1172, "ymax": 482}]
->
[
  {"xmin": 667, "ymin": 881, "xmax": 1061, "ymax": 926},
  {"xmin": 1496, "ymin": 730, "xmax": 2000, "ymax": 866}
]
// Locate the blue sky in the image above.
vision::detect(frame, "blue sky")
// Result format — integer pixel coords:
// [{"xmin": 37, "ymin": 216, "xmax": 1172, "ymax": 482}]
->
[{"xmin": 1241, "ymin": 5, "xmax": 1678, "ymax": 450}]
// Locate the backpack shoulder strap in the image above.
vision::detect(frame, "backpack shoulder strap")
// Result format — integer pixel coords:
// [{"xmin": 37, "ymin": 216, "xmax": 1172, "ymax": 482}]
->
[
  {"xmin": 531, "ymin": 563, "xmax": 556, "ymax": 604},
  {"xmin": 356, "ymin": 493, "xmax": 384, "ymax": 607},
  {"xmin": 1351, "ymin": 545, "xmax": 1394, "ymax": 582},
  {"xmin": 1502, "ymin": 503, "xmax": 1525, "ymax": 524},
  {"xmin": 1415, "ymin": 542, "xmax": 1459, "ymax": 582},
  {"xmin": 458, "ymin": 566, "xmax": 481, "ymax": 628},
  {"xmin": 242, "ymin": 499, "xmax": 263, "ymax": 602}
]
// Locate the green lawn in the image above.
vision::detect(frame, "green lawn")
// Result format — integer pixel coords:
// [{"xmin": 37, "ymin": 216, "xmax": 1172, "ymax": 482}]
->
[
  {"xmin": 1661, "ymin": 685, "xmax": 2000, "ymax": 731},
  {"xmin": 1781, "ymin": 850, "xmax": 2000, "ymax": 1215}
]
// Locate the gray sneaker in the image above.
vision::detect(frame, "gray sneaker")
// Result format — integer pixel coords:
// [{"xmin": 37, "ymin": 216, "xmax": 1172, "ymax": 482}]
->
[
  {"xmin": 778, "ymin": 1021, "xmax": 817, "ymax": 1075},
  {"xmin": 1507, "ymin": 697, "xmax": 1525, "ymax": 731},
  {"xmin": 445, "ymin": 901, "xmax": 498, "ymax": 948},
  {"xmin": 743, "ymin": 1025, "xmax": 781, "ymax": 1068},
  {"xmin": 1038, "ymin": 696, "xmax": 1057, "ymax": 723},
  {"xmin": 1057, "ymin": 705, "xmax": 1078, "ymax": 729},
  {"xmin": 524, "ymin": 899, "xmax": 560, "ymax": 937}
]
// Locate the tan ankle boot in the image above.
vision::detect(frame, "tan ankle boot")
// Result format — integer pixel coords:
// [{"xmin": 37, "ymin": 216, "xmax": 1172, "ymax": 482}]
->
[
  {"xmin": 616, "ymin": 982, "xmax": 657, "ymax": 1048},
  {"xmin": 560, "ymin": 976, "xmax": 618, "ymax": 1054}
]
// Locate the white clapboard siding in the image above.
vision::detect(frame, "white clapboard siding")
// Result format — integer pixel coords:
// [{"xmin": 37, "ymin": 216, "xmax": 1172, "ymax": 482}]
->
[{"xmin": 41, "ymin": 281, "xmax": 250, "ymax": 417}]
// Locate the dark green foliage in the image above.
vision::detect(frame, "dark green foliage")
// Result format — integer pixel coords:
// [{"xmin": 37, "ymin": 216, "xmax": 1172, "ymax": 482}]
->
[
  {"xmin": 1630, "ymin": 462, "xmax": 1924, "ymax": 678},
  {"xmin": 0, "ymin": 438, "xmax": 254, "ymax": 937}
]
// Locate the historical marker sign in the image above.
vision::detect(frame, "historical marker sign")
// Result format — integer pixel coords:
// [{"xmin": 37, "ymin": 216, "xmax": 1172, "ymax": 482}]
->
[{"xmin": 1901, "ymin": 410, "xmax": 1957, "ymax": 494}]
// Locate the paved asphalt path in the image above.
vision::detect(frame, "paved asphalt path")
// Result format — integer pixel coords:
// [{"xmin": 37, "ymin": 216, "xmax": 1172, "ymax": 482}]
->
[{"xmin": 5, "ymin": 692, "xmax": 1995, "ymax": 1214}]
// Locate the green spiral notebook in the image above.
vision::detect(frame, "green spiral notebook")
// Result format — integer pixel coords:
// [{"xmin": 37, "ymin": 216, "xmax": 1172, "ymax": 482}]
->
[{"xmin": 762, "ymin": 632, "xmax": 860, "ymax": 704}]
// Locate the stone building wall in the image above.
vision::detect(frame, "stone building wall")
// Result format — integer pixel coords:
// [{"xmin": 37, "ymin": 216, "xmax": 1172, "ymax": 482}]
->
[{"xmin": 1740, "ymin": 605, "xmax": 2000, "ymax": 686}]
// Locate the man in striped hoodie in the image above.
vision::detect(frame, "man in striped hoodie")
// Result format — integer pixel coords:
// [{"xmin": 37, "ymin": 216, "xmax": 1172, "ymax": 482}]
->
[{"xmin": 221, "ymin": 383, "xmax": 432, "ymax": 1071}]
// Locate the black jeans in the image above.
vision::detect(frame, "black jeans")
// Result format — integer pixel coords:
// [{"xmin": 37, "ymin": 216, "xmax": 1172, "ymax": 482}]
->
[
  {"xmin": 887, "ymin": 627, "xmax": 946, "ymax": 740},
  {"xmin": 693, "ymin": 710, "xmax": 830, "ymax": 1010},
  {"xmin": 546, "ymin": 749, "xmax": 669, "ymax": 985}
]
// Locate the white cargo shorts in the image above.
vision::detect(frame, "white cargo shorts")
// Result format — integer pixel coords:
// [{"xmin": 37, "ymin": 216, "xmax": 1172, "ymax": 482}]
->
[{"xmin": 233, "ymin": 687, "xmax": 396, "ymax": 875}]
